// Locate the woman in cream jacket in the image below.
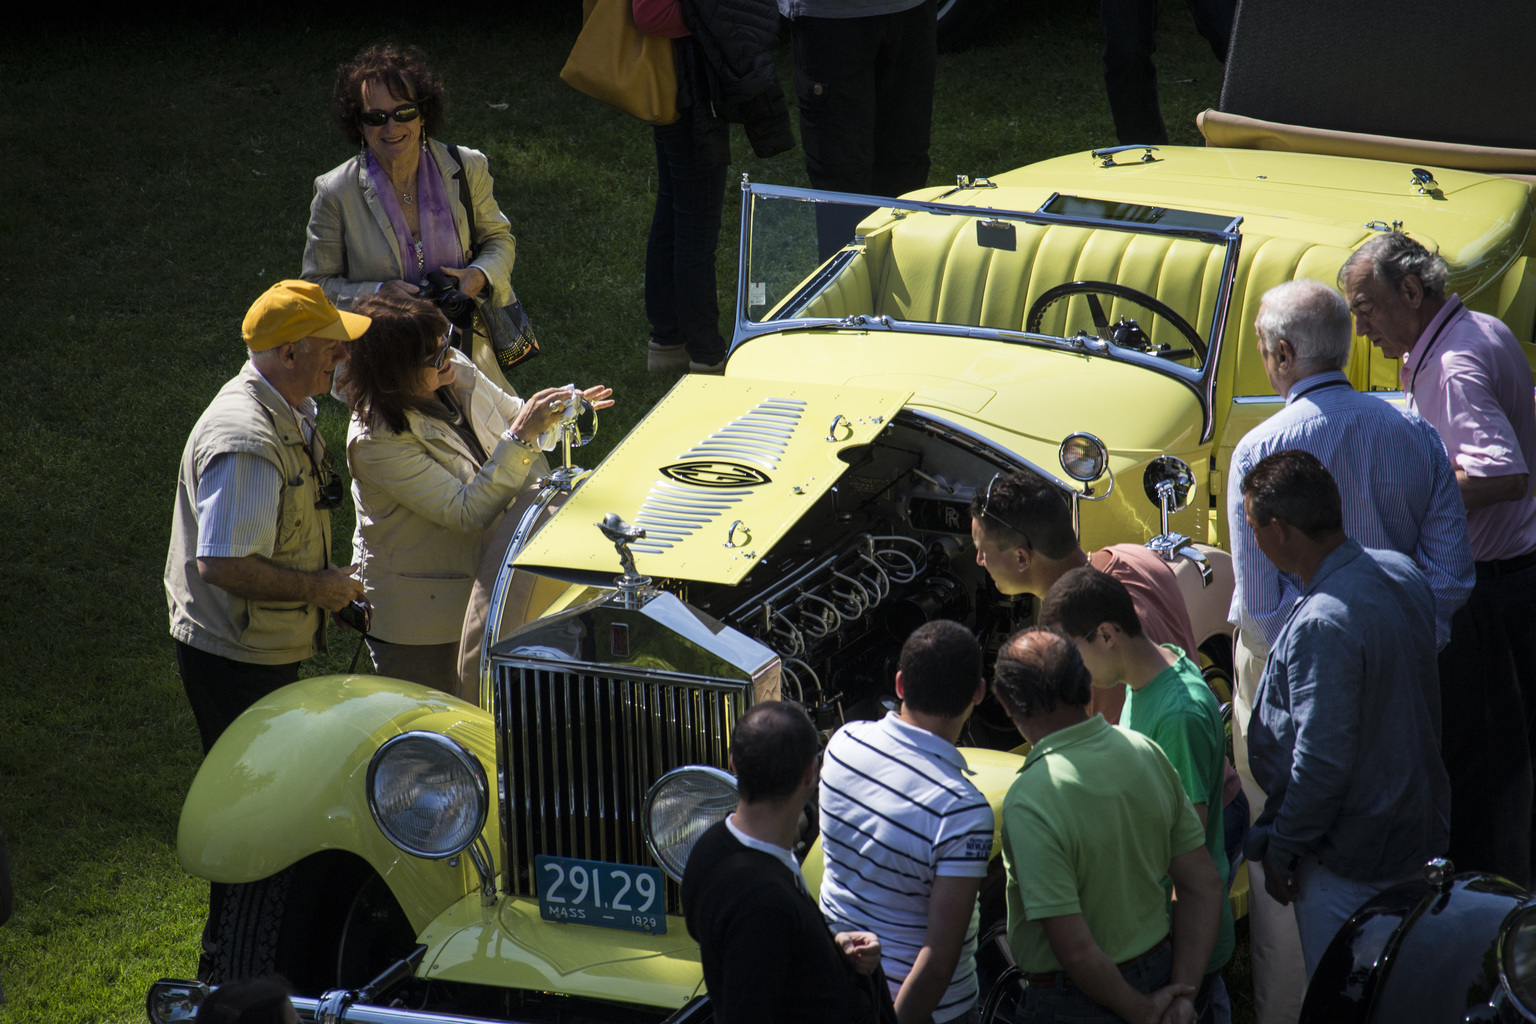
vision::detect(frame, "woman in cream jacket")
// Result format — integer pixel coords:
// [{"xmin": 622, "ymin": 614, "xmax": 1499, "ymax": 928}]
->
[{"xmin": 341, "ymin": 293, "xmax": 611, "ymax": 692}]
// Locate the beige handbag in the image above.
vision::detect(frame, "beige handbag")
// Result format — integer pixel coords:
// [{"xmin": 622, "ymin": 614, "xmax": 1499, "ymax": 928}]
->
[{"xmin": 560, "ymin": 0, "xmax": 681, "ymax": 126}]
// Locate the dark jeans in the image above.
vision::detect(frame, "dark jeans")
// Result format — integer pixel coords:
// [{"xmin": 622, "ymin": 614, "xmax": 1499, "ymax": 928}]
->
[
  {"xmin": 1491, "ymin": 559, "xmax": 1536, "ymax": 877},
  {"xmin": 644, "ymin": 119, "xmax": 728, "ymax": 365},
  {"xmin": 1020, "ymin": 941, "xmax": 1172, "ymax": 1022},
  {"xmin": 175, "ymin": 640, "xmax": 300, "ymax": 755},
  {"xmin": 1100, "ymin": 0, "xmax": 1235, "ymax": 145},
  {"xmin": 790, "ymin": 1, "xmax": 936, "ymax": 260},
  {"xmin": 1439, "ymin": 575, "xmax": 1533, "ymax": 886}
]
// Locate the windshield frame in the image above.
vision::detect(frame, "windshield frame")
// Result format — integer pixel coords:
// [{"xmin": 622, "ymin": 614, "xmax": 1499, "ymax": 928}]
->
[{"xmin": 731, "ymin": 180, "xmax": 1245, "ymax": 444}]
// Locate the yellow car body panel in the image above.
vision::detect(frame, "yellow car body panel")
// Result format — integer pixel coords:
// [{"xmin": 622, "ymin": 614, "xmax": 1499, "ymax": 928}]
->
[
  {"xmin": 415, "ymin": 891, "xmax": 702, "ymax": 1010},
  {"xmin": 514, "ymin": 375, "xmax": 911, "ymax": 584},
  {"xmin": 725, "ymin": 330, "xmax": 1208, "ymax": 552},
  {"xmin": 176, "ymin": 675, "xmax": 497, "ymax": 934}
]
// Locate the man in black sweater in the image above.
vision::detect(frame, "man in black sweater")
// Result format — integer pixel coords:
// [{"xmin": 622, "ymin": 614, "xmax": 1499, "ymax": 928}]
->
[{"xmin": 682, "ymin": 701, "xmax": 889, "ymax": 1024}]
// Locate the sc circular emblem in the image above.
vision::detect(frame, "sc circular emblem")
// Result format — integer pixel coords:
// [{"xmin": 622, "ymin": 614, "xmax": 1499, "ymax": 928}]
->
[{"xmin": 660, "ymin": 461, "xmax": 772, "ymax": 489}]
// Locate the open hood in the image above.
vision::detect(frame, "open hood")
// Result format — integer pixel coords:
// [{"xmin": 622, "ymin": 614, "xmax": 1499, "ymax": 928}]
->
[{"xmin": 513, "ymin": 375, "xmax": 911, "ymax": 586}]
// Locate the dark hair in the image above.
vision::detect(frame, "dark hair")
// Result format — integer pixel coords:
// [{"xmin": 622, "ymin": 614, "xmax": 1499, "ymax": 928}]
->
[
  {"xmin": 1040, "ymin": 567, "xmax": 1142, "ymax": 640},
  {"xmin": 331, "ymin": 43, "xmax": 447, "ymax": 149},
  {"xmin": 731, "ymin": 702, "xmax": 820, "ymax": 803},
  {"xmin": 897, "ymin": 620, "xmax": 983, "ymax": 718},
  {"xmin": 196, "ymin": 977, "xmax": 295, "ymax": 1024},
  {"xmin": 991, "ymin": 627, "xmax": 1092, "ymax": 719},
  {"xmin": 968, "ymin": 469, "xmax": 1077, "ymax": 559},
  {"xmin": 1240, "ymin": 449, "xmax": 1344, "ymax": 540},
  {"xmin": 337, "ymin": 293, "xmax": 450, "ymax": 435},
  {"xmin": 1338, "ymin": 231, "xmax": 1448, "ymax": 300}
]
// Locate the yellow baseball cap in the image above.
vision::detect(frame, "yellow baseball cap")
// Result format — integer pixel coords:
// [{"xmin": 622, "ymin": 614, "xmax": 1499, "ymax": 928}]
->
[{"xmin": 242, "ymin": 280, "xmax": 372, "ymax": 351}]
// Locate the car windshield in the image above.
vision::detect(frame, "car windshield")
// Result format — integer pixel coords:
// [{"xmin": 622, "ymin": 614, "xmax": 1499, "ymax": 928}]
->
[{"xmin": 736, "ymin": 183, "xmax": 1242, "ymax": 380}]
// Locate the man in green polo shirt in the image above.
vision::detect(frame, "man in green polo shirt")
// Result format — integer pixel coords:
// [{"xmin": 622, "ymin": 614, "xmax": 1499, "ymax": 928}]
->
[
  {"xmin": 992, "ymin": 628, "xmax": 1221, "ymax": 1024},
  {"xmin": 1042, "ymin": 567, "xmax": 1235, "ymax": 1023}
]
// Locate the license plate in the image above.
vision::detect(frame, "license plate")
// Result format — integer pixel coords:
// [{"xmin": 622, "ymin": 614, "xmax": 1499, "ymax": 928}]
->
[{"xmin": 534, "ymin": 854, "xmax": 667, "ymax": 934}]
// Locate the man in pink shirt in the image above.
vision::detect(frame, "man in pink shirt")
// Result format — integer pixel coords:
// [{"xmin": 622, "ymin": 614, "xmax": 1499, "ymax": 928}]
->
[
  {"xmin": 1342, "ymin": 231, "xmax": 1536, "ymax": 883},
  {"xmin": 970, "ymin": 468, "xmax": 1199, "ymax": 725}
]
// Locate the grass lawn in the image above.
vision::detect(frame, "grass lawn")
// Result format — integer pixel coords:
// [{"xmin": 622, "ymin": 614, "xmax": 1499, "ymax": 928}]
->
[{"xmin": 0, "ymin": 5, "xmax": 1238, "ymax": 1021}]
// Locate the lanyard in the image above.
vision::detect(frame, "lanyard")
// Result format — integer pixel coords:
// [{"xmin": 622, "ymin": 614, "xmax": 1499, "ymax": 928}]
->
[{"xmin": 1407, "ymin": 304, "xmax": 1459, "ymax": 400}]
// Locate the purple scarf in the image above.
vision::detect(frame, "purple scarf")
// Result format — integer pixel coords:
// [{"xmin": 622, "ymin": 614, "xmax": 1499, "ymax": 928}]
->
[{"xmin": 367, "ymin": 144, "xmax": 464, "ymax": 285}]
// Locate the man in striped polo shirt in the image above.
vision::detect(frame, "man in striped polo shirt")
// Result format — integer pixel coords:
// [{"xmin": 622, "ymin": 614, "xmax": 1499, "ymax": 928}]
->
[{"xmin": 819, "ymin": 620, "xmax": 996, "ymax": 1024}]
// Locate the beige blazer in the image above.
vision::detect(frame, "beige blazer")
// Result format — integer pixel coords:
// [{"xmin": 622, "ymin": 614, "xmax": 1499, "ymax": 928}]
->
[
  {"xmin": 347, "ymin": 351, "xmax": 548, "ymax": 645},
  {"xmin": 303, "ymin": 139, "xmax": 519, "ymax": 388}
]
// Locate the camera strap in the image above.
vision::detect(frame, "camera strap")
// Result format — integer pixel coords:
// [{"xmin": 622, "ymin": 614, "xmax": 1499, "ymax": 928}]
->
[{"xmin": 445, "ymin": 144, "xmax": 480, "ymax": 257}]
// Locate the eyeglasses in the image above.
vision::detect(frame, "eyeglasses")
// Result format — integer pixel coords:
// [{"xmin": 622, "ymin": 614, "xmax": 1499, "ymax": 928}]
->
[
  {"xmin": 359, "ymin": 103, "xmax": 421, "ymax": 127},
  {"xmin": 978, "ymin": 472, "xmax": 1034, "ymax": 551},
  {"xmin": 423, "ymin": 327, "xmax": 457, "ymax": 370},
  {"xmin": 300, "ymin": 431, "xmax": 344, "ymax": 511}
]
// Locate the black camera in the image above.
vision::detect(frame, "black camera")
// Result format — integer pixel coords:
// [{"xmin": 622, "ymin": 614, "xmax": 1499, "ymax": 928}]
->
[
  {"xmin": 336, "ymin": 598, "xmax": 372, "ymax": 634},
  {"xmin": 418, "ymin": 270, "xmax": 477, "ymax": 330}
]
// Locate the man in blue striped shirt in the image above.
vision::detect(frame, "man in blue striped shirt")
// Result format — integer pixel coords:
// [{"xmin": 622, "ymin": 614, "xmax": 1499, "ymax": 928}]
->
[
  {"xmin": 819, "ymin": 620, "xmax": 995, "ymax": 1024},
  {"xmin": 1225, "ymin": 278, "xmax": 1473, "ymax": 1023}
]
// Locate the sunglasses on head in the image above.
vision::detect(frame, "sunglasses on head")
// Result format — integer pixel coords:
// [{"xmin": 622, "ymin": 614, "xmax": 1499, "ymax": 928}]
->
[
  {"xmin": 424, "ymin": 327, "xmax": 458, "ymax": 370},
  {"xmin": 360, "ymin": 103, "xmax": 421, "ymax": 127},
  {"xmin": 979, "ymin": 472, "xmax": 1035, "ymax": 552}
]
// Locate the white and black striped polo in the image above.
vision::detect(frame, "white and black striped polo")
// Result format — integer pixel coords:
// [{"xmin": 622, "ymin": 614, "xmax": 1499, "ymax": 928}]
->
[{"xmin": 818, "ymin": 713, "xmax": 995, "ymax": 1023}]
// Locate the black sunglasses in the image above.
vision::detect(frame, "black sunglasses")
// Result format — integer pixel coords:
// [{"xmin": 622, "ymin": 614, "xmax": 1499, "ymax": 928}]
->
[
  {"xmin": 360, "ymin": 103, "xmax": 421, "ymax": 127},
  {"xmin": 978, "ymin": 472, "xmax": 1035, "ymax": 551},
  {"xmin": 423, "ymin": 327, "xmax": 458, "ymax": 370}
]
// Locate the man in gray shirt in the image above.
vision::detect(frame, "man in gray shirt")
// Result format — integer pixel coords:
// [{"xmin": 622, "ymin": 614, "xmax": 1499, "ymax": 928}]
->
[
  {"xmin": 779, "ymin": 0, "xmax": 936, "ymax": 259},
  {"xmin": 1240, "ymin": 449, "xmax": 1450, "ymax": 978}
]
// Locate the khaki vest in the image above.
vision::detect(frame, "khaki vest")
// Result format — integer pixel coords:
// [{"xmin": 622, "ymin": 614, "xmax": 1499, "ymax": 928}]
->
[{"xmin": 165, "ymin": 362, "xmax": 332, "ymax": 664}]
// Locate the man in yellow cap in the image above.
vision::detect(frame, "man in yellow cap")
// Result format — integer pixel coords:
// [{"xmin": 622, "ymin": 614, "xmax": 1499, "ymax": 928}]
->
[{"xmin": 165, "ymin": 280, "xmax": 371, "ymax": 755}]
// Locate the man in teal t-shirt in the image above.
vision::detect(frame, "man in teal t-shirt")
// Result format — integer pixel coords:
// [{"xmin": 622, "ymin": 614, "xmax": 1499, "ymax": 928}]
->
[{"xmin": 1043, "ymin": 566, "xmax": 1235, "ymax": 1023}]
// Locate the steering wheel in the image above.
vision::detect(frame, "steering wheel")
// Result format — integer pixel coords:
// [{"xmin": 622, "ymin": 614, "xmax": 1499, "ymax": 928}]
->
[{"xmin": 1025, "ymin": 280, "xmax": 1207, "ymax": 363}]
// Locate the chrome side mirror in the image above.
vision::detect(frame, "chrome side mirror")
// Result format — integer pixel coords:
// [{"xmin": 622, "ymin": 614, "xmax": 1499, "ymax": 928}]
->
[
  {"xmin": 1143, "ymin": 455, "xmax": 1196, "ymax": 523},
  {"xmin": 1142, "ymin": 455, "xmax": 1211, "ymax": 585},
  {"xmin": 565, "ymin": 397, "xmax": 598, "ymax": 449}
]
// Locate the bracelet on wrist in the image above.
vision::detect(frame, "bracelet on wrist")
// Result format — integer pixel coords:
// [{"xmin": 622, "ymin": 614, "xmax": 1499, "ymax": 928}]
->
[{"xmin": 506, "ymin": 431, "xmax": 540, "ymax": 452}]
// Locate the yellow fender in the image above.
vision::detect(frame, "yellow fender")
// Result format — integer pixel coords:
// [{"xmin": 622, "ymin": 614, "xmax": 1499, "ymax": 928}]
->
[{"xmin": 176, "ymin": 674, "xmax": 496, "ymax": 933}]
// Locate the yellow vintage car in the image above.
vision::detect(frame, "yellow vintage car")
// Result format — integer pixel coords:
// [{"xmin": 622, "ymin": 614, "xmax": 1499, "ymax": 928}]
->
[{"xmin": 156, "ymin": 140, "xmax": 1534, "ymax": 1024}]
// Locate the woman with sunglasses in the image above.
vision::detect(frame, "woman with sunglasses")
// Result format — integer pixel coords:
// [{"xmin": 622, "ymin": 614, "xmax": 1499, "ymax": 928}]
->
[
  {"xmin": 303, "ymin": 43, "xmax": 526, "ymax": 394},
  {"xmin": 339, "ymin": 292, "xmax": 613, "ymax": 693}
]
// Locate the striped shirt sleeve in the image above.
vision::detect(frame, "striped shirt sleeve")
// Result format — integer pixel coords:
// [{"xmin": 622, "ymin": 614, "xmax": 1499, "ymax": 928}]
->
[{"xmin": 195, "ymin": 452, "xmax": 282, "ymax": 559}]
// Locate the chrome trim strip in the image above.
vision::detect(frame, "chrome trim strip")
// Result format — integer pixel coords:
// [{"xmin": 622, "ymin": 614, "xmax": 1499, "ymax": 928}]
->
[
  {"xmin": 1232, "ymin": 394, "xmax": 1284, "ymax": 405},
  {"xmin": 1200, "ymin": 219, "xmax": 1244, "ymax": 444}
]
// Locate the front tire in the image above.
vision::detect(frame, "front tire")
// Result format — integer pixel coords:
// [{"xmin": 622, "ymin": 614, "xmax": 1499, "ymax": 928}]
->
[{"xmin": 212, "ymin": 854, "xmax": 415, "ymax": 994}]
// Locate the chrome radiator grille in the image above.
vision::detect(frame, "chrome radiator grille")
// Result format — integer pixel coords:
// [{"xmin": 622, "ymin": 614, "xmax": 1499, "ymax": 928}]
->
[{"xmin": 494, "ymin": 661, "xmax": 751, "ymax": 912}]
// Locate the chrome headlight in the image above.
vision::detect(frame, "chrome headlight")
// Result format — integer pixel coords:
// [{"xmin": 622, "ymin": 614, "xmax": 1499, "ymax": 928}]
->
[
  {"xmin": 145, "ymin": 980, "xmax": 208, "ymax": 1023},
  {"xmin": 367, "ymin": 732, "xmax": 488, "ymax": 859},
  {"xmin": 1501, "ymin": 903, "xmax": 1536, "ymax": 1012},
  {"xmin": 644, "ymin": 766, "xmax": 738, "ymax": 882},
  {"xmin": 1059, "ymin": 432, "xmax": 1109, "ymax": 482}
]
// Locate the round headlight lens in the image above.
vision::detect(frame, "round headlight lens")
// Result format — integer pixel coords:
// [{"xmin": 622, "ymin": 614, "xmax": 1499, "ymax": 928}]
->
[
  {"xmin": 1502, "ymin": 903, "xmax": 1536, "ymax": 1011},
  {"xmin": 1059, "ymin": 432, "xmax": 1109, "ymax": 482},
  {"xmin": 644, "ymin": 766, "xmax": 738, "ymax": 882},
  {"xmin": 367, "ymin": 732, "xmax": 488, "ymax": 859}
]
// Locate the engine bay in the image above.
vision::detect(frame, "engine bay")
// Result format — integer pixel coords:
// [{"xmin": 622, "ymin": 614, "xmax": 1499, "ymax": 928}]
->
[{"xmin": 662, "ymin": 415, "xmax": 1040, "ymax": 749}]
